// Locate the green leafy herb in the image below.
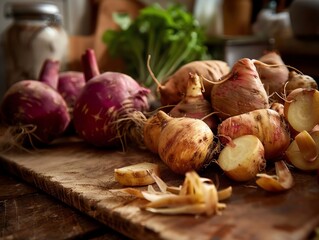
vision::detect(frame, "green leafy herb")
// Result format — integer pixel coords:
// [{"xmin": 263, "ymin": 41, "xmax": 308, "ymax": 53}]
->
[{"xmin": 103, "ymin": 3, "xmax": 209, "ymax": 89}]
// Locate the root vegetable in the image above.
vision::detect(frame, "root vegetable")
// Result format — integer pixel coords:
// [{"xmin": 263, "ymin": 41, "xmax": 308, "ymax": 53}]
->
[
  {"xmin": 143, "ymin": 113, "xmax": 163, "ymax": 154},
  {"xmin": 169, "ymin": 73, "xmax": 218, "ymax": 130},
  {"xmin": 73, "ymin": 49, "xmax": 150, "ymax": 147},
  {"xmin": 58, "ymin": 71, "xmax": 85, "ymax": 110},
  {"xmin": 285, "ymin": 71, "xmax": 318, "ymax": 96},
  {"xmin": 256, "ymin": 160, "xmax": 294, "ymax": 192},
  {"xmin": 0, "ymin": 60, "xmax": 70, "ymax": 144},
  {"xmin": 270, "ymin": 102, "xmax": 284, "ymax": 117},
  {"xmin": 217, "ymin": 135, "xmax": 266, "ymax": 182},
  {"xmin": 285, "ymin": 130, "xmax": 319, "ymax": 171},
  {"xmin": 156, "ymin": 110, "xmax": 219, "ymax": 175},
  {"xmin": 254, "ymin": 51, "xmax": 289, "ymax": 100},
  {"xmin": 155, "ymin": 60, "xmax": 230, "ymax": 106},
  {"xmin": 114, "ymin": 162, "xmax": 160, "ymax": 186},
  {"xmin": 211, "ymin": 58, "xmax": 269, "ymax": 119},
  {"xmin": 284, "ymin": 88, "xmax": 319, "ymax": 132},
  {"xmin": 218, "ymin": 109, "xmax": 291, "ymax": 160}
]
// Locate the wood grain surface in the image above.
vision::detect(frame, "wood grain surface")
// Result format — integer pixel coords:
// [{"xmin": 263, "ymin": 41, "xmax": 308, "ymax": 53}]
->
[
  {"xmin": 0, "ymin": 168, "xmax": 130, "ymax": 240},
  {"xmin": 0, "ymin": 137, "xmax": 318, "ymax": 240}
]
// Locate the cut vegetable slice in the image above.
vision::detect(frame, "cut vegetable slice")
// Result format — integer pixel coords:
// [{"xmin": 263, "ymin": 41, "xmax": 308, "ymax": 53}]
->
[
  {"xmin": 256, "ymin": 160, "xmax": 294, "ymax": 192},
  {"xmin": 218, "ymin": 135, "xmax": 266, "ymax": 182},
  {"xmin": 294, "ymin": 130, "xmax": 318, "ymax": 162},
  {"xmin": 286, "ymin": 131, "xmax": 319, "ymax": 171},
  {"xmin": 284, "ymin": 88, "xmax": 319, "ymax": 132},
  {"xmin": 114, "ymin": 162, "xmax": 160, "ymax": 186}
]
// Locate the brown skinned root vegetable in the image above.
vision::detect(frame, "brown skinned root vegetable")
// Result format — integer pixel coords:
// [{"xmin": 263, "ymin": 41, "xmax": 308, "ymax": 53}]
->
[
  {"xmin": 217, "ymin": 135, "xmax": 266, "ymax": 182},
  {"xmin": 270, "ymin": 102, "xmax": 285, "ymax": 117},
  {"xmin": 169, "ymin": 73, "xmax": 218, "ymax": 130},
  {"xmin": 285, "ymin": 71, "xmax": 318, "ymax": 96},
  {"xmin": 218, "ymin": 109, "xmax": 290, "ymax": 160},
  {"xmin": 211, "ymin": 58, "xmax": 269, "ymax": 120},
  {"xmin": 254, "ymin": 51, "xmax": 289, "ymax": 100},
  {"xmin": 156, "ymin": 110, "xmax": 219, "ymax": 175},
  {"xmin": 256, "ymin": 160, "xmax": 294, "ymax": 192},
  {"xmin": 148, "ymin": 58, "xmax": 230, "ymax": 106},
  {"xmin": 284, "ymin": 88, "xmax": 319, "ymax": 132},
  {"xmin": 114, "ymin": 162, "xmax": 160, "ymax": 186},
  {"xmin": 143, "ymin": 113, "xmax": 163, "ymax": 154},
  {"xmin": 285, "ymin": 130, "xmax": 319, "ymax": 171}
]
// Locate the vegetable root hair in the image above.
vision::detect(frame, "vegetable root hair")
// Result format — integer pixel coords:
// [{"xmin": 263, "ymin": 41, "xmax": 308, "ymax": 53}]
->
[
  {"xmin": 0, "ymin": 124, "xmax": 40, "ymax": 153},
  {"xmin": 252, "ymin": 59, "xmax": 303, "ymax": 74},
  {"xmin": 201, "ymin": 135, "xmax": 222, "ymax": 170},
  {"xmin": 113, "ymin": 110, "xmax": 148, "ymax": 152},
  {"xmin": 147, "ymin": 55, "xmax": 162, "ymax": 89}
]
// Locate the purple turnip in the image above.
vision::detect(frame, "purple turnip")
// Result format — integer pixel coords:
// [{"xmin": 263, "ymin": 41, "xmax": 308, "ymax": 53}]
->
[
  {"xmin": 0, "ymin": 59, "xmax": 71, "ymax": 146},
  {"xmin": 58, "ymin": 71, "xmax": 85, "ymax": 110},
  {"xmin": 73, "ymin": 49, "xmax": 151, "ymax": 148}
]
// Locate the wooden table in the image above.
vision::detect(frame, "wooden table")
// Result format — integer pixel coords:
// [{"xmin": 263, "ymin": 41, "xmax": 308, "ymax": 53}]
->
[
  {"xmin": 0, "ymin": 136, "xmax": 319, "ymax": 240},
  {"xmin": 0, "ymin": 168, "xmax": 130, "ymax": 239}
]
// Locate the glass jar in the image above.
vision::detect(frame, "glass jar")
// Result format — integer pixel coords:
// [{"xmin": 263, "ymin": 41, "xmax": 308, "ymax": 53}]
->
[{"xmin": 3, "ymin": 2, "xmax": 69, "ymax": 88}]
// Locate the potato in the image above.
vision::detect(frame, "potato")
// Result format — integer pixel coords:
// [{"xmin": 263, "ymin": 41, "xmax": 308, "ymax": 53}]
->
[{"xmin": 217, "ymin": 135, "xmax": 266, "ymax": 182}]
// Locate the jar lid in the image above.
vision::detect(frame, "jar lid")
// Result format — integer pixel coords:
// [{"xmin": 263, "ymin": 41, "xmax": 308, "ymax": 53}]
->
[{"xmin": 5, "ymin": 2, "xmax": 62, "ymax": 21}]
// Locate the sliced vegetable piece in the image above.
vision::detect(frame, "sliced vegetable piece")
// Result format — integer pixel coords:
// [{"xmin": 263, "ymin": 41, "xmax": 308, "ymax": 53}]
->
[
  {"xmin": 284, "ymin": 88, "xmax": 319, "ymax": 132},
  {"xmin": 286, "ymin": 131, "xmax": 319, "ymax": 171},
  {"xmin": 295, "ymin": 130, "xmax": 318, "ymax": 162},
  {"xmin": 256, "ymin": 160, "xmax": 294, "ymax": 192},
  {"xmin": 114, "ymin": 162, "xmax": 160, "ymax": 186},
  {"xmin": 218, "ymin": 135, "xmax": 266, "ymax": 182}
]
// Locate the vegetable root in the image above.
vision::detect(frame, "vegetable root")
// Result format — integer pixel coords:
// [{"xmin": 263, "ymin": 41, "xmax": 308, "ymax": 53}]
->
[
  {"xmin": 218, "ymin": 109, "xmax": 290, "ymax": 160},
  {"xmin": 254, "ymin": 51, "xmax": 289, "ymax": 101},
  {"xmin": 157, "ymin": 60, "xmax": 230, "ymax": 106},
  {"xmin": 211, "ymin": 58, "xmax": 269, "ymax": 119},
  {"xmin": 156, "ymin": 111, "xmax": 219, "ymax": 175},
  {"xmin": 169, "ymin": 73, "xmax": 218, "ymax": 130}
]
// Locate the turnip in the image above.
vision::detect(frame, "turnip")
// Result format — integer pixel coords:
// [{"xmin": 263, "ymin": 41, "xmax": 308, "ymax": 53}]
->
[
  {"xmin": 284, "ymin": 88, "xmax": 319, "ymax": 132},
  {"xmin": 143, "ymin": 113, "xmax": 163, "ymax": 154},
  {"xmin": 169, "ymin": 73, "xmax": 218, "ymax": 131},
  {"xmin": 0, "ymin": 59, "xmax": 70, "ymax": 145},
  {"xmin": 58, "ymin": 71, "xmax": 85, "ymax": 110},
  {"xmin": 211, "ymin": 58, "xmax": 269, "ymax": 120},
  {"xmin": 72, "ymin": 49, "xmax": 151, "ymax": 147},
  {"xmin": 155, "ymin": 110, "xmax": 219, "ymax": 175},
  {"xmin": 285, "ymin": 70, "xmax": 318, "ymax": 96},
  {"xmin": 218, "ymin": 109, "xmax": 291, "ymax": 160},
  {"xmin": 217, "ymin": 135, "xmax": 266, "ymax": 182},
  {"xmin": 254, "ymin": 51, "xmax": 289, "ymax": 100},
  {"xmin": 149, "ymin": 59, "xmax": 230, "ymax": 106}
]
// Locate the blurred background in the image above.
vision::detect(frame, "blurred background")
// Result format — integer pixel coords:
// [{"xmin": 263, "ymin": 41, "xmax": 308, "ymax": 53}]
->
[{"xmin": 0, "ymin": 0, "xmax": 318, "ymax": 98}]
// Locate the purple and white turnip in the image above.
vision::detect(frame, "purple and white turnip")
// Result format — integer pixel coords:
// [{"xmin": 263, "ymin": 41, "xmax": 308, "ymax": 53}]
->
[
  {"xmin": 72, "ymin": 49, "xmax": 151, "ymax": 148},
  {"xmin": 0, "ymin": 59, "xmax": 70, "ymax": 145}
]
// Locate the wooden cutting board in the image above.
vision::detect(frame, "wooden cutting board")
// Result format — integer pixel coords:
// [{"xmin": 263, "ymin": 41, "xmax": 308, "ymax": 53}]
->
[{"xmin": 0, "ymin": 137, "xmax": 319, "ymax": 240}]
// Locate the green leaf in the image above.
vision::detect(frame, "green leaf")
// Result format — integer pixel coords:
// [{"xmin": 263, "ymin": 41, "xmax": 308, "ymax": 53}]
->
[{"xmin": 102, "ymin": 3, "xmax": 210, "ymax": 88}]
